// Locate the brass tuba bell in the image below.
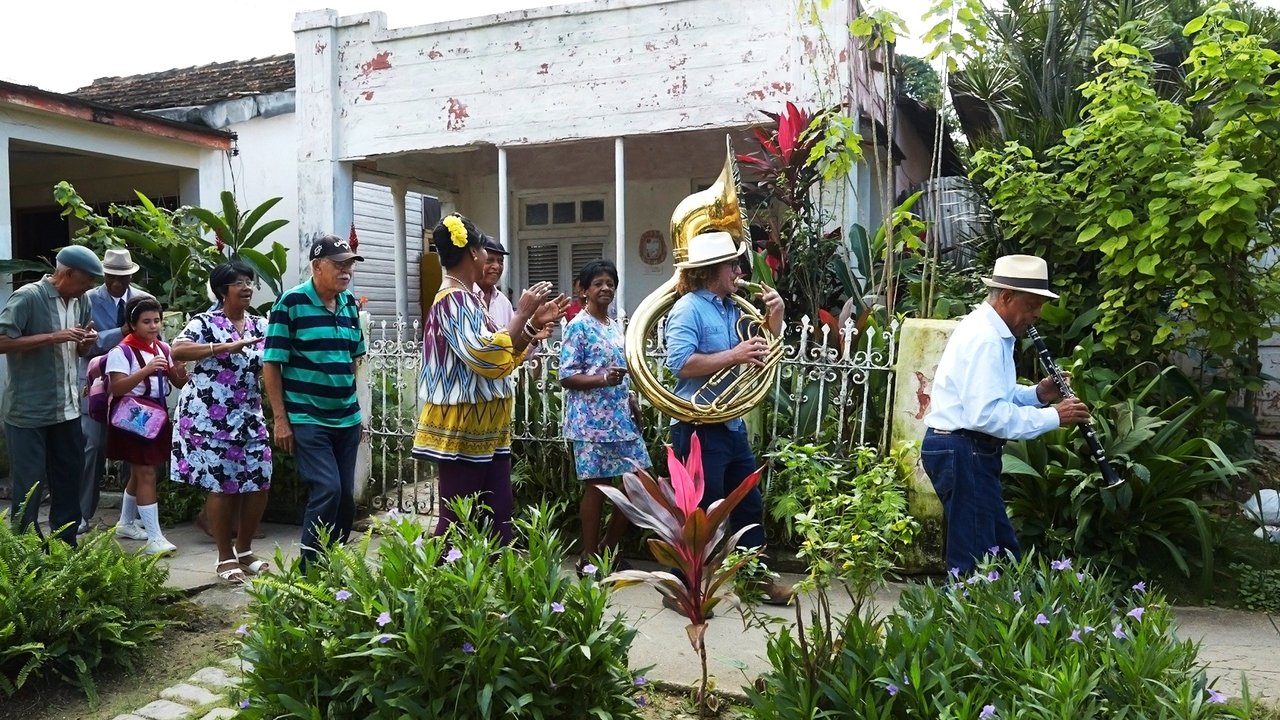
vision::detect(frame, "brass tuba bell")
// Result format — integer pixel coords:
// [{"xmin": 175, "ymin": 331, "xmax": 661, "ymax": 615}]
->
[{"xmin": 624, "ymin": 136, "xmax": 784, "ymax": 424}]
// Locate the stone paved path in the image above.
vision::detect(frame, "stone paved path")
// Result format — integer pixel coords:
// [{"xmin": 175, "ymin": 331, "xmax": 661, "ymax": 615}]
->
[{"xmin": 111, "ymin": 658, "xmax": 247, "ymax": 720}]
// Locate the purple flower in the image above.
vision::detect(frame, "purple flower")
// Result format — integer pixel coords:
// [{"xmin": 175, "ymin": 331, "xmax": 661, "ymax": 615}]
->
[
  {"xmin": 177, "ymin": 459, "xmax": 191, "ymax": 474},
  {"xmin": 214, "ymin": 430, "xmax": 231, "ymax": 441},
  {"xmin": 987, "ymin": 570, "xmax": 1000, "ymax": 582},
  {"xmin": 235, "ymin": 624, "xmax": 249, "ymax": 636},
  {"xmin": 980, "ymin": 704, "xmax": 996, "ymax": 719},
  {"xmin": 335, "ymin": 589, "xmax": 352, "ymax": 601},
  {"xmin": 1113, "ymin": 623, "xmax": 1127, "ymax": 640},
  {"xmin": 216, "ymin": 369, "xmax": 236, "ymax": 384},
  {"xmin": 462, "ymin": 642, "xmax": 475, "ymax": 654},
  {"xmin": 1084, "ymin": 625, "xmax": 1095, "ymax": 634},
  {"xmin": 636, "ymin": 695, "xmax": 647, "ymax": 707},
  {"xmin": 179, "ymin": 416, "xmax": 195, "ymax": 430},
  {"xmin": 1051, "ymin": 558, "xmax": 1072, "ymax": 571},
  {"xmin": 948, "ymin": 567, "xmax": 961, "ymax": 579},
  {"xmin": 1127, "ymin": 607, "xmax": 1145, "ymax": 621},
  {"xmin": 386, "ymin": 508, "xmax": 402, "ymax": 520},
  {"xmin": 1013, "ymin": 591, "xmax": 1022, "ymax": 603},
  {"xmin": 1069, "ymin": 629, "xmax": 1082, "ymax": 643},
  {"xmin": 233, "ymin": 387, "xmax": 249, "ymax": 403},
  {"xmin": 634, "ymin": 676, "xmax": 647, "ymax": 686},
  {"xmin": 1207, "ymin": 688, "xmax": 1227, "ymax": 704},
  {"xmin": 968, "ymin": 575, "xmax": 985, "ymax": 586},
  {"xmin": 551, "ymin": 602, "xmax": 565, "ymax": 613},
  {"xmin": 1132, "ymin": 581, "xmax": 1147, "ymax": 593},
  {"xmin": 226, "ymin": 446, "xmax": 245, "ymax": 462},
  {"xmin": 240, "ymin": 698, "xmax": 250, "ymax": 709},
  {"xmin": 376, "ymin": 633, "xmax": 392, "ymax": 644},
  {"xmin": 1034, "ymin": 613, "xmax": 1049, "ymax": 625},
  {"xmin": 413, "ymin": 535, "xmax": 425, "ymax": 550},
  {"xmin": 887, "ymin": 683, "xmax": 899, "ymax": 696},
  {"xmin": 988, "ymin": 545, "xmax": 1001, "ymax": 555},
  {"xmin": 209, "ymin": 404, "xmax": 228, "ymax": 420},
  {"xmin": 376, "ymin": 611, "xmax": 392, "ymax": 627},
  {"xmin": 582, "ymin": 563, "xmax": 597, "ymax": 575},
  {"xmin": 445, "ymin": 548, "xmax": 463, "ymax": 563},
  {"xmin": 1077, "ymin": 572, "xmax": 1086, "ymax": 582}
]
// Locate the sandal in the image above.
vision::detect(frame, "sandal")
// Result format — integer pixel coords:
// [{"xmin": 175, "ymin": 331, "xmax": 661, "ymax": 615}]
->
[
  {"xmin": 217, "ymin": 559, "xmax": 247, "ymax": 585},
  {"xmin": 236, "ymin": 549, "xmax": 270, "ymax": 576}
]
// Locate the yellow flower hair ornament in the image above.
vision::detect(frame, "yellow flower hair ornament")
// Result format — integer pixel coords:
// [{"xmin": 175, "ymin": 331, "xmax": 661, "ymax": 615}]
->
[{"xmin": 443, "ymin": 215, "xmax": 469, "ymax": 248}]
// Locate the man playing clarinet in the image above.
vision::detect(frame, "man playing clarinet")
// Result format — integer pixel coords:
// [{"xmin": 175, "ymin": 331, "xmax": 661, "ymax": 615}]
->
[{"xmin": 921, "ymin": 254, "xmax": 1092, "ymax": 575}]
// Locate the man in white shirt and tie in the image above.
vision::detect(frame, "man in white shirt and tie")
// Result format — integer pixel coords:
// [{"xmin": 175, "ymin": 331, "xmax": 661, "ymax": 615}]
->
[
  {"xmin": 79, "ymin": 247, "xmax": 153, "ymax": 535},
  {"xmin": 921, "ymin": 255, "xmax": 1092, "ymax": 575}
]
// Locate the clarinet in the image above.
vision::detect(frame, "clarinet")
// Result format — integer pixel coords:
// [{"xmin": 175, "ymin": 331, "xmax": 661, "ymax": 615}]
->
[{"xmin": 1026, "ymin": 327, "xmax": 1124, "ymax": 489}]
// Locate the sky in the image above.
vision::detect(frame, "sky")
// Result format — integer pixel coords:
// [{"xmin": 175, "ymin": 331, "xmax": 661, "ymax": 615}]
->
[{"xmin": 0, "ymin": 0, "xmax": 935, "ymax": 93}]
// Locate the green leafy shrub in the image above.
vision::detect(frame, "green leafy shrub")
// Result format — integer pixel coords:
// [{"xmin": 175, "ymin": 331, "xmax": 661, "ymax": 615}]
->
[
  {"xmin": 235, "ymin": 503, "xmax": 643, "ymax": 718},
  {"xmin": 0, "ymin": 520, "xmax": 173, "ymax": 702},
  {"xmin": 1003, "ymin": 354, "xmax": 1247, "ymax": 587},
  {"xmin": 1230, "ymin": 563, "xmax": 1280, "ymax": 614},
  {"xmin": 749, "ymin": 553, "xmax": 1253, "ymax": 719}
]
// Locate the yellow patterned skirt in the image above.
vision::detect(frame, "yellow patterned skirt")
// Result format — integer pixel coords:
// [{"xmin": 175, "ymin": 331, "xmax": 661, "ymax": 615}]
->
[{"xmin": 412, "ymin": 397, "xmax": 513, "ymax": 462}]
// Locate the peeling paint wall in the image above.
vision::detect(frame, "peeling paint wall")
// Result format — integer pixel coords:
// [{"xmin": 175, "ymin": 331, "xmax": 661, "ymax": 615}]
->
[{"xmin": 296, "ymin": 0, "xmax": 851, "ymax": 159}]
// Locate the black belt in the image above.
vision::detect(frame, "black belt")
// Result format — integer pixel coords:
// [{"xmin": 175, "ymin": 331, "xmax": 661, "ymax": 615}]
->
[{"xmin": 928, "ymin": 428, "xmax": 1005, "ymax": 446}]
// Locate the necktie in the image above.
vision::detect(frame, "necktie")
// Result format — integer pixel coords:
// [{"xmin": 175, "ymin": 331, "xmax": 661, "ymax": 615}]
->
[{"xmin": 116, "ymin": 299, "xmax": 125, "ymax": 327}]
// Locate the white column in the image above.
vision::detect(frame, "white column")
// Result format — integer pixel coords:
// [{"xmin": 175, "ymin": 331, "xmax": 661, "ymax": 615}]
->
[
  {"xmin": 0, "ymin": 132, "xmax": 11, "ymax": 305},
  {"xmin": 391, "ymin": 180, "xmax": 409, "ymax": 321},
  {"xmin": 614, "ymin": 137, "xmax": 627, "ymax": 321},
  {"xmin": 497, "ymin": 146, "xmax": 511, "ymax": 293}
]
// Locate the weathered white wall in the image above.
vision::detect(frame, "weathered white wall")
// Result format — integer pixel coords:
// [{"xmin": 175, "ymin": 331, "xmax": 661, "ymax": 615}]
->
[
  {"xmin": 294, "ymin": 0, "xmax": 848, "ymax": 158},
  {"xmin": 224, "ymin": 111, "xmax": 303, "ymax": 290}
]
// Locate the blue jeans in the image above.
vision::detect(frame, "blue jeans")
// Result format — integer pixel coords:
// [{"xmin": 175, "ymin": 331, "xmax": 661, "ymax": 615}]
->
[
  {"xmin": 7, "ymin": 419, "xmax": 84, "ymax": 546},
  {"xmin": 670, "ymin": 422, "xmax": 766, "ymax": 550},
  {"xmin": 920, "ymin": 428, "xmax": 1020, "ymax": 575},
  {"xmin": 293, "ymin": 423, "xmax": 361, "ymax": 565}
]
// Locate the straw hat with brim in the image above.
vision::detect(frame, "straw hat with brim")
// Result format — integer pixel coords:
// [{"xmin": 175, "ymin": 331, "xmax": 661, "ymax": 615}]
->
[
  {"xmin": 981, "ymin": 254, "xmax": 1059, "ymax": 299},
  {"xmin": 674, "ymin": 231, "xmax": 748, "ymax": 269}
]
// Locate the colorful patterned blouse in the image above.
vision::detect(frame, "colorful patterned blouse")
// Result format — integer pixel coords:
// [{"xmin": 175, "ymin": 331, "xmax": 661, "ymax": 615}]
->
[{"xmin": 559, "ymin": 312, "xmax": 640, "ymax": 442}]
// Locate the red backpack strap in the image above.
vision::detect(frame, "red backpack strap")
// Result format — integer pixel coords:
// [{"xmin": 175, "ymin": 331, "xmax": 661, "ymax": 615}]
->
[{"xmin": 125, "ymin": 345, "xmax": 155, "ymax": 398}]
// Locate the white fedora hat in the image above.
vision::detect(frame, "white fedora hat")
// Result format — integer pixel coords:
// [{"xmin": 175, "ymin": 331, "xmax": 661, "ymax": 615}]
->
[
  {"xmin": 101, "ymin": 247, "xmax": 140, "ymax": 275},
  {"xmin": 981, "ymin": 254, "xmax": 1059, "ymax": 299},
  {"xmin": 673, "ymin": 231, "xmax": 748, "ymax": 269}
]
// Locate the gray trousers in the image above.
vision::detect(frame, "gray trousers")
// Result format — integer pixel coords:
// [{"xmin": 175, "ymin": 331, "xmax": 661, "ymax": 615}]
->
[
  {"xmin": 81, "ymin": 414, "xmax": 107, "ymax": 521},
  {"xmin": 7, "ymin": 419, "xmax": 84, "ymax": 546}
]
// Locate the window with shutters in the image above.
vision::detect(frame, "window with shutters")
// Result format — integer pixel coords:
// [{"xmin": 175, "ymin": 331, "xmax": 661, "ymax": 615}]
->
[{"xmin": 517, "ymin": 194, "xmax": 611, "ymax": 294}]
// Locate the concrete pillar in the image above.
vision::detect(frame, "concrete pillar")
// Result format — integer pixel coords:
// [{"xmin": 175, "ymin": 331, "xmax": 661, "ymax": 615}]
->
[
  {"xmin": 498, "ymin": 147, "xmax": 511, "ymax": 293},
  {"xmin": 0, "ymin": 132, "xmax": 11, "ymax": 306},
  {"xmin": 293, "ymin": 10, "xmax": 354, "ymax": 278},
  {"xmin": 891, "ymin": 317, "xmax": 958, "ymax": 572},
  {"xmin": 614, "ymin": 137, "xmax": 626, "ymax": 321},
  {"xmin": 392, "ymin": 181, "xmax": 408, "ymax": 321}
]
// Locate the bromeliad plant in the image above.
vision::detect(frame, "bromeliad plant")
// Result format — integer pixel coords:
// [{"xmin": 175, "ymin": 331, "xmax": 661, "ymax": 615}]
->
[{"xmin": 599, "ymin": 433, "xmax": 763, "ymax": 718}]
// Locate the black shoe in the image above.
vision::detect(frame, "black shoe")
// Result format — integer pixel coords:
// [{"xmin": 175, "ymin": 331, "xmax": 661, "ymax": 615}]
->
[{"xmin": 661, "ymin": 594, "xmax": 714, "ymax": 619}]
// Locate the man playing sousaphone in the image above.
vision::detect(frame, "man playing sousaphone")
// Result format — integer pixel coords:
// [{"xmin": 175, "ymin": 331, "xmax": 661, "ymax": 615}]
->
[{"xmin": 664, "ymin": 231, "xmax": 794, "ymax": 607}]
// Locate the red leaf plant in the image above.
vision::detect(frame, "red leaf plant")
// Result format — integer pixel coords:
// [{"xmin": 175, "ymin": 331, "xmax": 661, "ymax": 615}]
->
[{"xmin": 598, "ymin": 432, "xmax": 761, "ymax": 716}]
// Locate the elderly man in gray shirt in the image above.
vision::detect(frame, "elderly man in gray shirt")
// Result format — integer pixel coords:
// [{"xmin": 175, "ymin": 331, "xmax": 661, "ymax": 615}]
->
[{"xmin": 0, "ymin": 246, "xmax": 102, "ymax": 545}]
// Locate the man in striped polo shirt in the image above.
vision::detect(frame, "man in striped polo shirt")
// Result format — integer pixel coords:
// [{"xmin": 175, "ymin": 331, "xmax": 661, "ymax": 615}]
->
[{"xmin": 264, "ymin": 235, "xmax": 367, "ymax": 564}]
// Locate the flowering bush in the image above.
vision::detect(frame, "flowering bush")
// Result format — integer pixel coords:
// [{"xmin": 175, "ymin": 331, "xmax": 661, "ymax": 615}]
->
[
  {"xmin": 748, "ymin": 553, "xmax": 1254, "ymax": 719},
  {"xmin": 234, "ymin": 503, "xmax": 643, "ymax": 718}
]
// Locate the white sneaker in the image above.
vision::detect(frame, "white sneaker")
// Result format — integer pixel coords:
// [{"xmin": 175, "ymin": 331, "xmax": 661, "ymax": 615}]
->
[
  {"xmin": 77, "ymin": 520, "xmax": 91, "ymax": 535},
  {"xmin": 143, "ymin": 537, "xmax": 177, "ymax": 556},
  {"xmin": 115, "ymin": 521, "xmax": 149, "ymax": 541}
]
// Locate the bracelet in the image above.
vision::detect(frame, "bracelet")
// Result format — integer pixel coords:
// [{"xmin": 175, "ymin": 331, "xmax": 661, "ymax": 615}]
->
[
  {"xmin": 209, "ymin": 342, "xmax": 216, "ymax": 357},
  {"xmin": 524, "ymin": 319, "xmax": 540, "ymax": 338}
]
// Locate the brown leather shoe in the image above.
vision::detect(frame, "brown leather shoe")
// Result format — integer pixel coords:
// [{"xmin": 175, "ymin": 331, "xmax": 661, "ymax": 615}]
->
[{"xmin": 760, "ymin": 580, "xmax": 795, "ymax": 606}]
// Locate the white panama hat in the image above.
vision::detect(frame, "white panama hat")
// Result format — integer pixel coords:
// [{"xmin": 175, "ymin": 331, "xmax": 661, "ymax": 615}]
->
[
  {"xmin": 981, "ymin": 254, "xmax": 1059, "ymax": 299},
  {"xmin": 673, "ymin": 231, "xmax": 748, "ymax": 269}
]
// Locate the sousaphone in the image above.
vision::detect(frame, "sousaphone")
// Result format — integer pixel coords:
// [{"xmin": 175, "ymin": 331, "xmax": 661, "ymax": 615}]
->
[{"xmin": 624, "ymin": 136, "xmax": 784, "ymax": 424}]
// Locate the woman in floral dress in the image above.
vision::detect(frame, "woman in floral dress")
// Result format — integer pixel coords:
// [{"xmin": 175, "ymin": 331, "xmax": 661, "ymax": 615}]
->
[
  {"xmin": 559, "ymin": 259, "xmax": 650, "ymax": 574},
  {"xmin": 170, "ymin": 261, "xmax": 271, "ymax": 584}
]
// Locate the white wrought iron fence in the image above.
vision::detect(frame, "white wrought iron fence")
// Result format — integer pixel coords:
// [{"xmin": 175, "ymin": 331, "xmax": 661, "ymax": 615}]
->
[{"xmin": 363, "ymin": 314, "xmax": 900, "ymax": 514}]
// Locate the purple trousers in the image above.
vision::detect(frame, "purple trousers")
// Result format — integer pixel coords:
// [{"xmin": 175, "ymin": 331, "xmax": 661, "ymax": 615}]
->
[{"xmin": 434, "ymin": 454, "xmax": 514, "ymax": 544}]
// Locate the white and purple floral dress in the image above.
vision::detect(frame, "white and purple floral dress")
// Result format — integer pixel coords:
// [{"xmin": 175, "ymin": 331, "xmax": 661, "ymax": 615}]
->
[{"xmin": 170, "ymin": 311, "xmax": 272, "ymax": 494}]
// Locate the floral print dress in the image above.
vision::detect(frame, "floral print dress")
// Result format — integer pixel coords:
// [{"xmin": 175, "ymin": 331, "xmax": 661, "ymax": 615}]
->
[
  {"xmin": 170, "ymin": 311, "xmax": 272, "ymax": 493},
  {"xmin": 559, "ymin": 312, "xmax": 651, "ymax": 480}
]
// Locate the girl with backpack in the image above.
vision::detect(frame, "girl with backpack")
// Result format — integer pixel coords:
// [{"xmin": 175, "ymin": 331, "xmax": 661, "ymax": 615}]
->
[{"xmin": 106, "ymin": 296, "xmax": 187, "ymax": 555}]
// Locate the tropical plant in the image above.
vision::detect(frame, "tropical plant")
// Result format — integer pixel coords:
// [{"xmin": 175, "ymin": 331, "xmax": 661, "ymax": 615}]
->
[
  {"xmin": 599, "ymin": 433, "xmax": 763, "ymax": 718},
  {"xmin": 0, "ymin": 518, "xmax": 173, "ymax": 703},
  {"xmin": 236, "ymin": 503, "xmax": 643, "ymax": 718},
  {"xmin": 748, "ymin": 553, "xmax": 1254, "ymax": 719},
  {"xmin": 188, "ymin": 190, "xmax": 290, "ymax": 296},
  {"xmin": 1002, "ymin": 346, "xmax": 1250, "ymax": 589}
]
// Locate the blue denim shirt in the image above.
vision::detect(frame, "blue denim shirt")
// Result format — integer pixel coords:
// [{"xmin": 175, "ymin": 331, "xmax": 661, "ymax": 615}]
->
[{"xmin": 664, "ymin": 289, "xmax": 745, "ymax": 430}]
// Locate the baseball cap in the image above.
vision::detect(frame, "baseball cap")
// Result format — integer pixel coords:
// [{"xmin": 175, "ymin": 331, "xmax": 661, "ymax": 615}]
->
[{"xmin": 310, "ymin": 235, "xmax": 365, "ymax": 263}]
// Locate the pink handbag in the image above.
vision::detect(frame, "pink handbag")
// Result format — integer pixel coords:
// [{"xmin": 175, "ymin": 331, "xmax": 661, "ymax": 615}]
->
[{"xmin": 107, "ymin": 343, "xmax": 171, "ymax": 439}]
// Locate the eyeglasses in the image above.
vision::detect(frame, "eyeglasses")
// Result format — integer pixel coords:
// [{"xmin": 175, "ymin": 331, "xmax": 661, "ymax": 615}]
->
[
  {"xmin": 228, "ymin": 279, "xmax": 254, "ymax": 288},
  {"xmin": 326, "ymin": 259, "xmax": 358, "ymax": 271}
]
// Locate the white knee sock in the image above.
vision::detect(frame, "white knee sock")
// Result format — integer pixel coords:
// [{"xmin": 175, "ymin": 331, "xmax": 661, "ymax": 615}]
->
[
  {"xmin": 120, "ymin": 491, "xmax": 139, "ymax": 525},
  {"xmin": 138, "ymin": 503, "xmax": 163, "ymax": 540}
]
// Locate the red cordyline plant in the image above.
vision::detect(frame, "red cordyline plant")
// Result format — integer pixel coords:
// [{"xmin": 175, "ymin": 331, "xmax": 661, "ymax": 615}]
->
[{"xmin": 598, "ymin": 433, "xmax": 761, "ymax": 717}]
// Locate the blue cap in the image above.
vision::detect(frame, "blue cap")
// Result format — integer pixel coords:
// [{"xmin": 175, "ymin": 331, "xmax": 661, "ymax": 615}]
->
[{"xmin": 56, "ymin": 245, "xmax": 104, "ymax": 277}]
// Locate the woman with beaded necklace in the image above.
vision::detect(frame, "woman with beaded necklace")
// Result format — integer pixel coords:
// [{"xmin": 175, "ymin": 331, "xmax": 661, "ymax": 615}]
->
[{"xmin": 412, "ymin": 213, "xmax": 569, "ymax": 543}]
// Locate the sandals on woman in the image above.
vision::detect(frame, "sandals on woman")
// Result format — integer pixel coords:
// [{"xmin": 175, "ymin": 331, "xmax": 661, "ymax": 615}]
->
[
  {"xmin": 236, "ymin": 549, "xmax": 271, "ymax": 576},
  {"xmin": 217, "ymin": 558, "xmax": 247, "ymax": 585}
]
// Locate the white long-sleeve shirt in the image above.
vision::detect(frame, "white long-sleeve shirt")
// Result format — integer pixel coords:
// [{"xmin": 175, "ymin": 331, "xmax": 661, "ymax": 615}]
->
[{"xmin": 925, "ymin": 301, "xmax": 1059, "ymax": 441}]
